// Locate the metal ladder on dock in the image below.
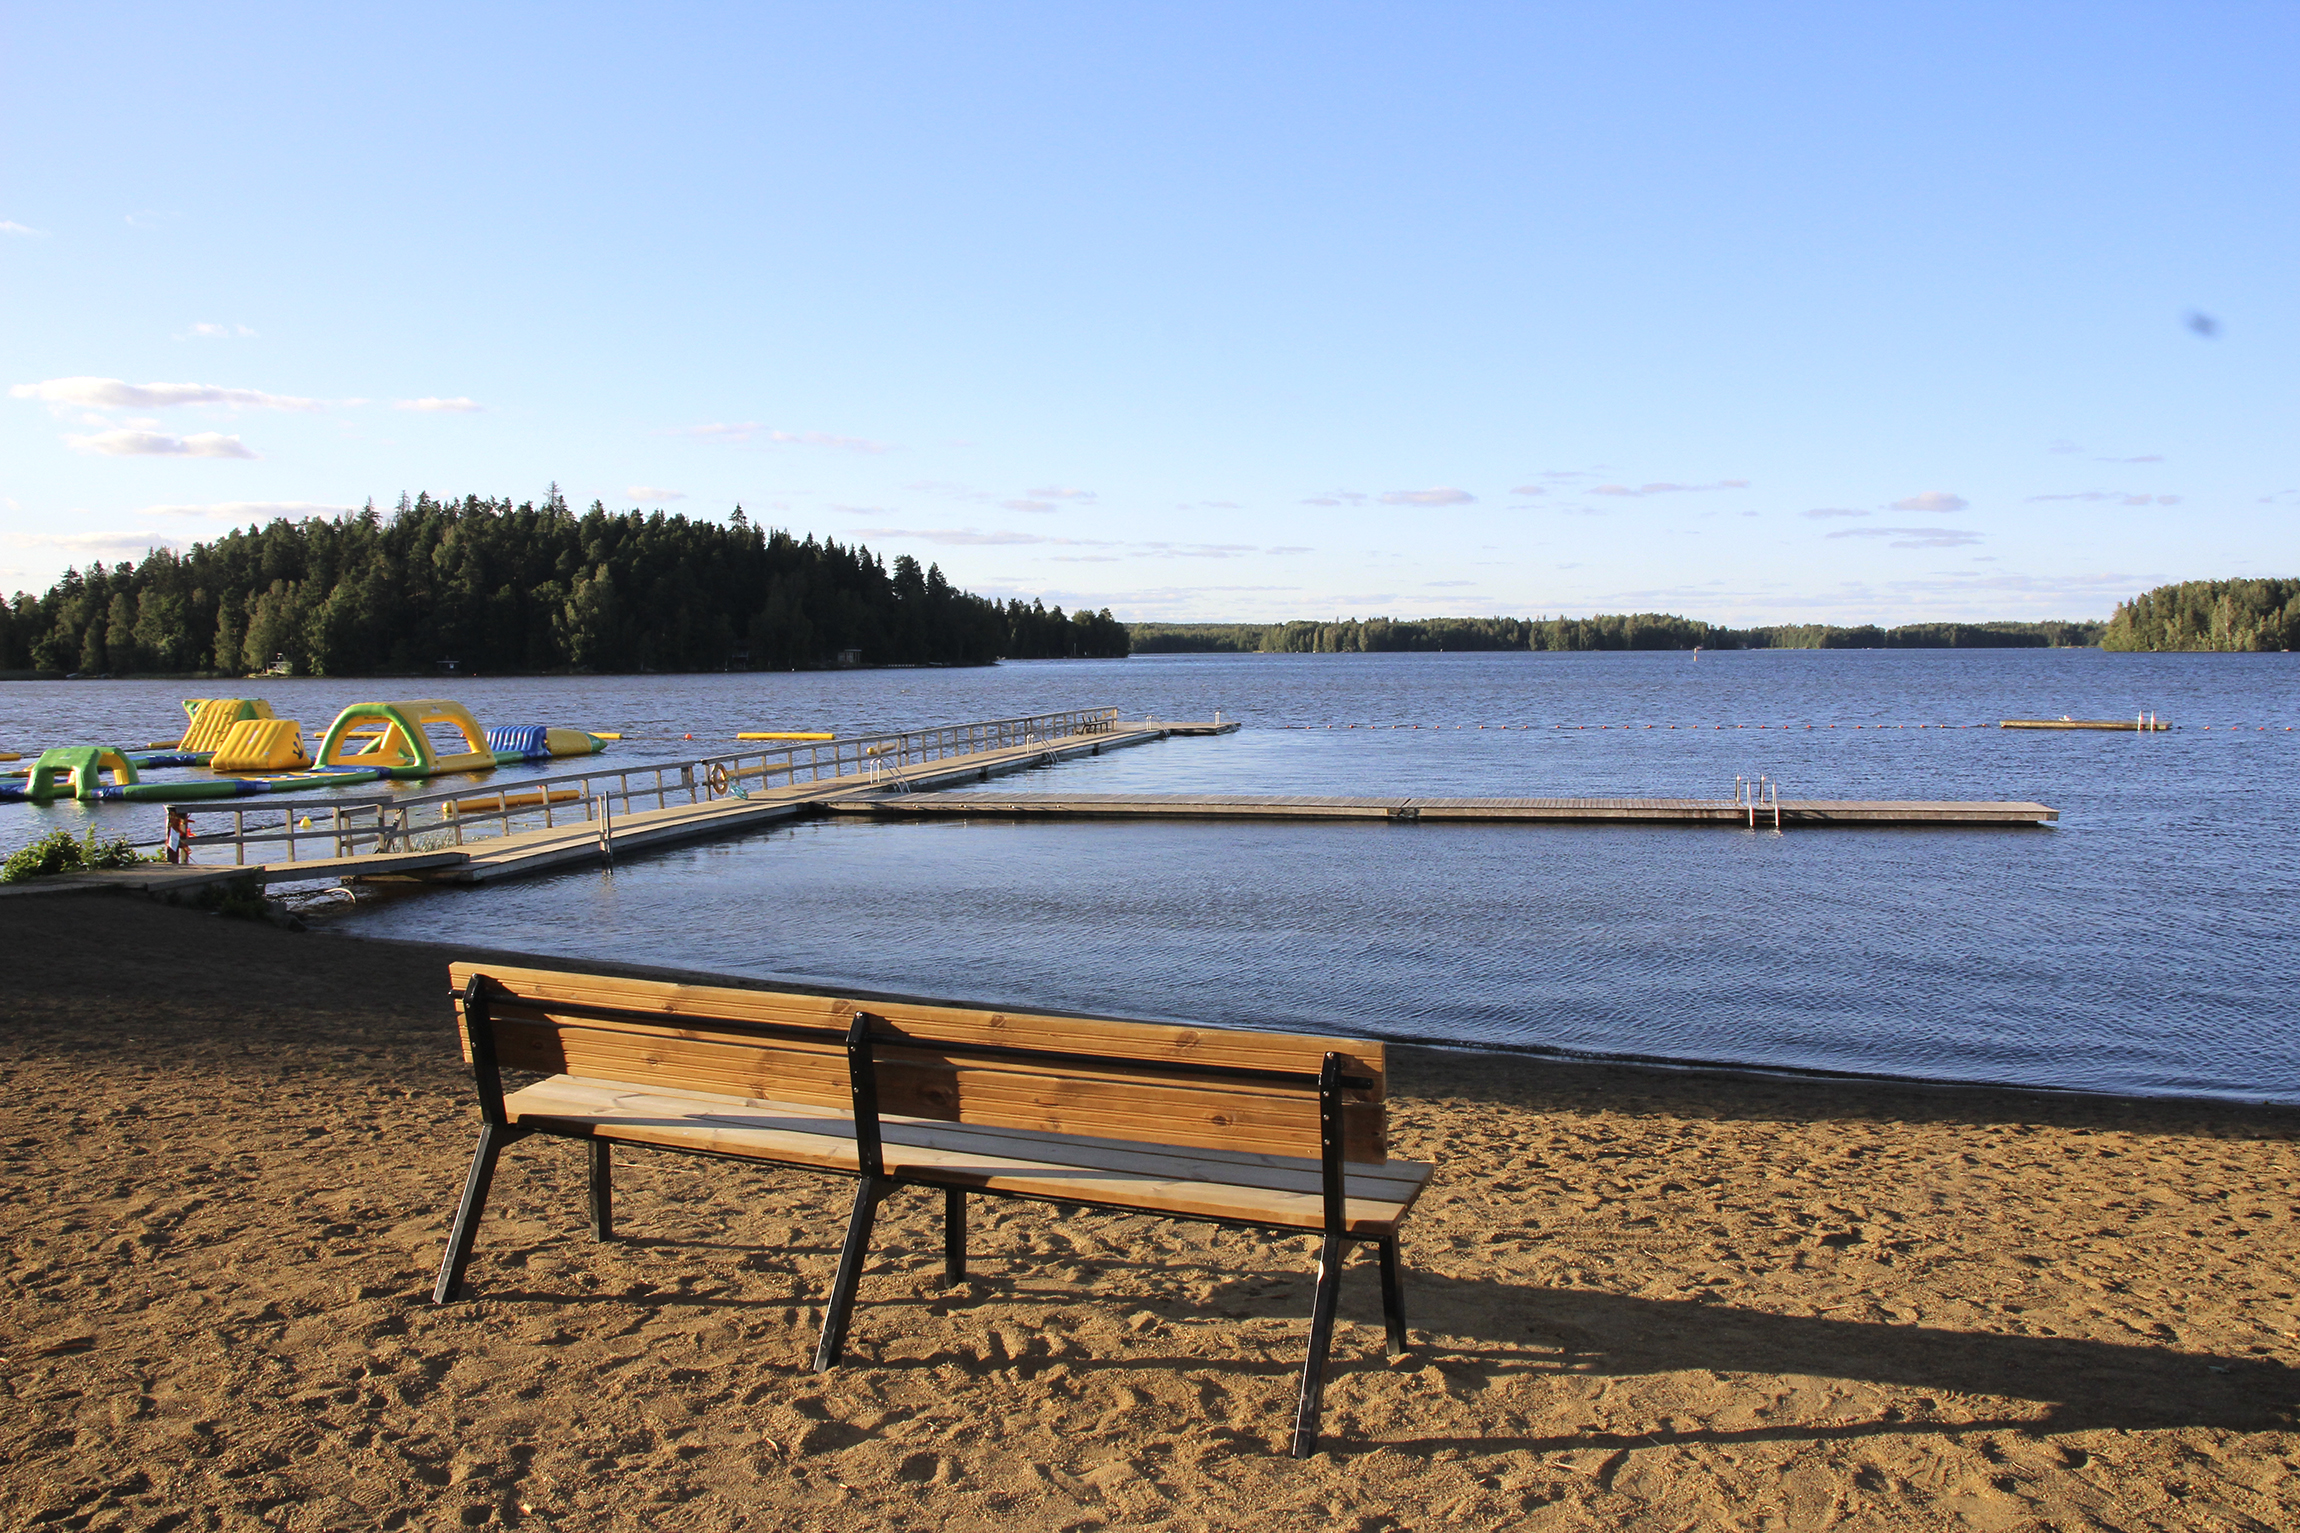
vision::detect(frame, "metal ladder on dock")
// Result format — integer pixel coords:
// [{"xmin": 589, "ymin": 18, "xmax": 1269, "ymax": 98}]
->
[{"xmin": 1734, "ymin": 774, "xmax": 1780, "ymax": 829}]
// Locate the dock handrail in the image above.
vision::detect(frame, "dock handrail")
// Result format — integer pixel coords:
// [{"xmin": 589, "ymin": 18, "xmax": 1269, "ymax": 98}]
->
[
  {"xmin": 1734, "ymin": 774, "xmax": 1781, "ymax": 829},
  {"xmin": 149, "ymin": 708, "xmax": 1121, "ymax": 867}
]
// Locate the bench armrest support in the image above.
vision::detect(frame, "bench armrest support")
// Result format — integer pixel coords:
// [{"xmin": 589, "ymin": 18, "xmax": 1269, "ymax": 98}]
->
[
  {"xmin": 1318, "ymin": 1051, "xmax": 1345, "ymax": 1238},
  {"xmin": 846, "ymin": 1011, "xmax": 884, "ymax": 1178},
  {"xmin": 463, "ymin": 971, "xmax": 509, "ymax": 1128}
]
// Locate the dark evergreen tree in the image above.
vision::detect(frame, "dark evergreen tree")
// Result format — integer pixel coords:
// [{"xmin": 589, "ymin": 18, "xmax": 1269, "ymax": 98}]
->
[
  {"xmin": 2100, "ymin": 579, "xmax": 2300, "ymax": 651},
  {"xmin": 0, "ymin": 495, "xmax": 1079, "ymax": 675}
]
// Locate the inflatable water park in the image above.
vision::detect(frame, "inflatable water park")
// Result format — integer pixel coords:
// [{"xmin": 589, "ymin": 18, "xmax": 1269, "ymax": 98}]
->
[{"xmin": 0, "ymin": 697, "xmax": 611, "ymax": 803}]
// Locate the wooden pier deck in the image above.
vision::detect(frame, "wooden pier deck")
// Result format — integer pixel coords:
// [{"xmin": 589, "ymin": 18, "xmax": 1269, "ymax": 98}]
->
[
  {"xmin": 366, "ymin": 720, "xmax": 1211, "ymax": 885},
  {"xmin": 0, "ymin": 719, "xmax": 1236, "ymax": 897},
  {"xmin": 821, "ymin": 792, "xmax": 2060, "ymax": 827}
]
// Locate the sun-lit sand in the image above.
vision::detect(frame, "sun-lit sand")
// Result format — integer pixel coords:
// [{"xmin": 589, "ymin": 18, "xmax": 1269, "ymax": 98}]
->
[{"xmin": 3, "ymin": 893, "xmax": 2294, "ymax": 1530}]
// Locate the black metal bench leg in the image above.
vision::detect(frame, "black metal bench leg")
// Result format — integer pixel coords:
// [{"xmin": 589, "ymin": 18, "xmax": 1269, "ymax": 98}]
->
[
  {"xmin": 1377, "ymin": 1235, "xmax": 1408, "ymax": 1356},
  {"xmin": 588, "ymin": 1139, "xmax": 614, "ymax": 1241},
  {"xmin": 944, "ymin": 1186, "xmax": 967, "ymax": 1286},
  {"xmin": 433, "ymin": 1122, "xmax": 512, "ymax": 1304},
  {"xmin": 1289, "ymin": 1233, "xmax": 1346, "ymax": 1458},
  {"xmin": 814, "ymin": 1176, "xmax": 885, "ymax": 1371}
]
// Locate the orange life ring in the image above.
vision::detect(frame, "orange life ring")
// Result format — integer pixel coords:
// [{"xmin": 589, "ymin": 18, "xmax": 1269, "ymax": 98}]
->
[{"xmin": 706, "ymin": 762, "xmax": 730, "ymax": 795}]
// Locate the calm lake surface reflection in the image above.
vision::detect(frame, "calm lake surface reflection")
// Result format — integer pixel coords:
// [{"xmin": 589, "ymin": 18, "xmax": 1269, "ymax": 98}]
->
[{"xmin": 6, "ymin": 650, "xmax": 2294, "ymax": 1101}]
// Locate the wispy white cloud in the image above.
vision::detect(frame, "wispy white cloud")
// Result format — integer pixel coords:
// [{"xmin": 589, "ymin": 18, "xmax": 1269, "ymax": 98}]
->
[
  {"xmin": 1130, "ymin": 542, "xmax": 1261, "ymax": 560},
  {"xmin": 1424, "ymin": 579, "xmax": 1476, "ymax": 587},
  {"xmin": 848, "ymin": 525, "xmax": 1111, "ymax": 548},
  {"xmin": 1888, "ymin": 491, "xmax": 1968, "ymax": 513},
  {"xmin": 1379, "ymin": 486, "xmax": 1477, "ymax": 506},
  {"xmin": 1592, "ymin": 479, "xmax": 1750, "ymax": 497},
  {"xmin": 672, "ymin": 422, "xmax": 890, "ymax": 453},
  {"xmin": 1826, "ymin": 526, "xmax": 1983, "ymax": 549},
  {"xmin": 66, "ymin": 429, "xmax": 256, "ymax": 458},
  {"xmin": 1300, "ymin": 490, "xmax": 1369, "ymax": 507},
  {"xmin": 1801, "ymin": 507, "xmax": 1869, "ymax": 519},
  {"xmin": 1027, "ymin": 486, "xmax": 1096, "ymax": 501},
  {"xmin": 8, "ymin": 529, "xmax": 183, "ymax": 557},
  {"xmin": 2026, "ymin": 490, "xmax": 2182, "ymax": 505},
  {"xmin": 2096, "ymin": 454, "xmax": 2163, "ymax": 464},
  {"xmin": 13, "ymin": 376, "xmax": 318, "ymax": 411},
  {"xmin": 2, "ymin": 220, "xmax": 48, "ymax": 237},
  {"xmin": 626, "ymin": 486, "xmax": 685, "ymax": 503},
  {"xmin": 136, "ymin": 501, "xmax": 348, "ymax": 521},
  {"xmin": 903, "ymin": 480, "xmax": 990, "ymax": 501},
  {"xmin": 395, "ymin": 397, "xmax": 484, "ymax": 413},
  {"xmin": 1001, "ymin": 499, "xmax": 1057, "ymax": 514},
  {"xmin": 1508, "ymin": 485, "xmax": 1548, "ymax": 497},
  {"xmin": 851, "ymin": 525, "xmax": 1307, "ymax": 560}
]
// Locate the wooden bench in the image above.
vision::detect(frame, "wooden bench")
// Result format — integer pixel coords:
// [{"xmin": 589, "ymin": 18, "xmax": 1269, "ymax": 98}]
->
[{"xmin": 432, "ymin": 963, "xmax": 1436, "ymax": 1456}]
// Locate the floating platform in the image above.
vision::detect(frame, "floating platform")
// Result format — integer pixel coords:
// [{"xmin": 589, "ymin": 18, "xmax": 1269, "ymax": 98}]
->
[
  {"xmin": 2001, "ymin": 718, "xmax": 2167, "ymax": 732},
  {"xmin": 822, "ymin": 792, "xmax": 2060, "ymax": 827}
]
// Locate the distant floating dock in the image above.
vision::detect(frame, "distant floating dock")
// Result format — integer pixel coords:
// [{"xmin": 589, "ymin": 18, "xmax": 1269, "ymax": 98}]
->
[
  {"xmin": 824, "ymin": 792, "xmax": 2058, "ymax": 827},
  {"xmin": 2001, "ymin": 717, "xmax": 2167, "ymax": 732}
]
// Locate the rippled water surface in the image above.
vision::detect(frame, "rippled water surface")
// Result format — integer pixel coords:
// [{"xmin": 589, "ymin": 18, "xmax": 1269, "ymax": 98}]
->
[{"xmin": 5, "ymin": 651, "xmax": 2295, "ymax": 1100}]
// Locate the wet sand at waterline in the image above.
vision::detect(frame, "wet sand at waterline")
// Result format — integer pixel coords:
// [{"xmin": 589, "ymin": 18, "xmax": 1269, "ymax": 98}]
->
[{"xmin": 3, "ymin": 896, "xmax": 2293, "ymax": 1530}]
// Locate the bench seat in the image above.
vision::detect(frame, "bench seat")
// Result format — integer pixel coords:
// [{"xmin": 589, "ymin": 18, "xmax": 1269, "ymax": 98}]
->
[{"xmin": 504, "ymin": 1074, "xmax": 1434, "ymax": 1236}]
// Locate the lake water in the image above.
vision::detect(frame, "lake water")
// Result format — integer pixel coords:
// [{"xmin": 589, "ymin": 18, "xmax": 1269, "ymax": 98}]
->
[{"xmin": 4, "ymin": 650, "xmax": 2294, "ymax": 1102}]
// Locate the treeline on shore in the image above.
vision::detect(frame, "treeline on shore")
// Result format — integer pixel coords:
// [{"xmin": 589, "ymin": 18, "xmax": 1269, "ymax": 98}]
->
[
  {"xmin": 2099, "ymin": 578, "xmax": 2299, "ymax": 652},
  {"xmin": 0, "ymin": 494, "xmax": 1129, "ymax": 677},
  {"xmin": 1128, "ymin": 615, "xmax": 2104, "ymax": 653}
]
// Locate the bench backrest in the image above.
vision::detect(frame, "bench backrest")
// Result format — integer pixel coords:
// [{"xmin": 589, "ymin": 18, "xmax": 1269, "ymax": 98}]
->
[{"xmin": 449, "ymin": 963, "xmax": 1389, "ymax": 1163}]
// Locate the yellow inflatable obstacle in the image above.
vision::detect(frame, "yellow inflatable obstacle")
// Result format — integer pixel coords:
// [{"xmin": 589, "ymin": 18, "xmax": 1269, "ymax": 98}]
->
[
  {"xmin": 315, "ymin": 700, "xmax": 496, "ymax": 777},
  {"xmin": 209, "ymin": 717, "xmax": 310, "ymax": 772},
  {"xmin": 181, "ymin": 697, "xmax": 276, "ymax": 754}
]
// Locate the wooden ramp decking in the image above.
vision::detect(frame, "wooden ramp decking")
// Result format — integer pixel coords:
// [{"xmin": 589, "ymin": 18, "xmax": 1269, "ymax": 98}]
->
[
  {"xmin": 822, "ymin": 792, "xmax": 2060, "ymax": 827},
  {"xmin": 365, "ymin": 722, "xmax": 1195, "ymax": 885}
]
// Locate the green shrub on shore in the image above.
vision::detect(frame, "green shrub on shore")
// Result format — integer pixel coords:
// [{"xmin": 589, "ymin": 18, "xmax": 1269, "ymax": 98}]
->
[{"xmin": 1, "ymin": 827, "xmax": 159, "ymax": 883}]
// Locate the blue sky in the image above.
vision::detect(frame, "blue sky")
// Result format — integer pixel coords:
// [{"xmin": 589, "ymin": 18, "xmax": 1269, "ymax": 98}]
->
[{"xmin": 3, "ymin": 3, "xmax": 2293, "ymax": 623}]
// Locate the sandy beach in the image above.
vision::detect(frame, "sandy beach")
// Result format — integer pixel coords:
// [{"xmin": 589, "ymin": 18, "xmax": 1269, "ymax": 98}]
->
[{"xmin": 3, "ymin": 892, "xmax": 2294, "ymax": 1531}]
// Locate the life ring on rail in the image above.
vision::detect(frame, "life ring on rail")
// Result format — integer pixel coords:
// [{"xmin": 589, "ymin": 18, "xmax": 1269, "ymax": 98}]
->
[{"xmin": 706, "ymin": 762, "xmax": 730, "ymax": 796}]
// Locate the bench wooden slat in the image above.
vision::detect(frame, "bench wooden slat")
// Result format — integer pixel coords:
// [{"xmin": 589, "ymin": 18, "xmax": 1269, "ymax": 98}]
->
[
  {"xmin": 452, "ymin": 962, "xmax": 1384, "ymax": 1095},
  {"xmin": 466, "ymin": 973, "xmax": 1388, "ymax": 1163},
  {"xmin": 502, "ymin": 1076, "xmax": 1430, "ymax": 1237},
  {"xmin": 505, "ymin": 1074, "xmax": 1433, "ymax": 1199},
  {"xmin": 490, "ymin": 1015, "xmax": 1386, "ymax": 1162}
]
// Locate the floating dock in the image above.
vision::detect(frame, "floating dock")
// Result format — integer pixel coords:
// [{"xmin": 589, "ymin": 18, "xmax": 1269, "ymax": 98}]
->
[
  {"xmin": 822, "ymin": 792, "xmax": 2059, "ymax": 827},
  {"xmin": 5, "ymin": 708, "xmax": 2060, "ymax": 906},
  {"xmin": 2001, "ymin": 718, "xmax": 2167, "ymax": 732}
]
